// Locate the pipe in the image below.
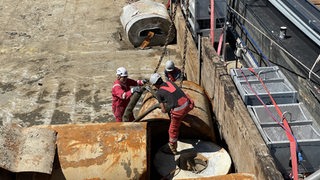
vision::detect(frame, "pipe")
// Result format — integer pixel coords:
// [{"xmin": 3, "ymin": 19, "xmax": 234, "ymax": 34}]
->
[
  {"xmin": 122, "ymin": 87, "xmax": 145, "ymax": 122},
  {"xmin": 120, "ymin": 0, "xmax": 174, "ymax": 47},
  {"xmin": 305, "ymin": 168, "xmax": 320, "ymax": 180},
  {"xmin": 133, "ymin": 103, "xmax": 160, "ymax": 122},
  {"xmin": 137, "ymin": 80, "xmax": 216, "ymax": 142}
]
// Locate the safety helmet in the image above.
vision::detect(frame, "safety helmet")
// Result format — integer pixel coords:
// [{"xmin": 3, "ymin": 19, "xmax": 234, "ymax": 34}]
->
[
  {"xmin": 116, "ymin": 67, "xmax": 128, "ymax": 77},
  {"xmin": 149, "ymin": 73, "xmax": 161, "ymax": 85},
  {"xmin": 165, "ymin": 60, "xmax": 175, "ymax": 72}
]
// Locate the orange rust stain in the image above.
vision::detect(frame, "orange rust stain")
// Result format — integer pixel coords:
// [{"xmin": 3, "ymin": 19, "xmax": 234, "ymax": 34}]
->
[{"xmin": 45, "ymin": 123, "xmax": 147, "ymax": 169}]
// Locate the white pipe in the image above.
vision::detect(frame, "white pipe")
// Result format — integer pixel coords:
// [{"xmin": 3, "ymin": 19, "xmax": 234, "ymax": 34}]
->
[
  {"xmin": 309, "ymin": 54, "xmax": 320, "ymax": 80},
  {"xmin": 305, "ymin": 168, "xmax": 320, "ymax": 180}
]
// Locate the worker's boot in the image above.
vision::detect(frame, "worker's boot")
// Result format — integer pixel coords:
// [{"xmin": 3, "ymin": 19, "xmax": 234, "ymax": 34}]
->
[{"xmin": 161, "ymin": 142, "xmax": 177, "ymax": 155}]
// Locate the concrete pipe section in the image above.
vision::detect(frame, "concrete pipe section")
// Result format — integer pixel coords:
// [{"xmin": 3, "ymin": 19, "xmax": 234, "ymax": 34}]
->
[
  {"xmin": 154, "ymin": 139, "xmax": 232, "ymax": 179},
  {"xmin": 138, "ymin": 81, "xmax": 216, "ymax": 142},
  {"xmin": 137, "ymin": 81, "xmax": 234, "ymax": 178},
  {"xmin": 120, "ymin": 0, "xmax": 175, "ymax": 47}
]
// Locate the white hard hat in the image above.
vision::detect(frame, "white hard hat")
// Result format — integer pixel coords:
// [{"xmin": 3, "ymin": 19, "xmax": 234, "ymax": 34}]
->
[
  {"xmin": 165, "ymin": 60, "xmax": 175, "ymax": 72},
  {"xmin": 149, "ymin": 73, "xmax": 161, "ymax": 85},
  {"xmin": 116, "ymin": 67, "xmax": 128, "ymax": 77}
]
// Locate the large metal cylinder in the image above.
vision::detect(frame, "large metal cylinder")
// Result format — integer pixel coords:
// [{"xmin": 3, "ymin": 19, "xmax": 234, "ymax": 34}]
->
[
  {"xmin": 138, "ymin": 81, "xmax": 216, "ymax": 142},
  {"xmin": 120, "ymin": 0, "xmax": 175, "ymax": 47}
]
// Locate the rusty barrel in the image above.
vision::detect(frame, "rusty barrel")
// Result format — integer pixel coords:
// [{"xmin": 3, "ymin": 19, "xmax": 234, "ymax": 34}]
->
[{"xmin": 137, "ymin": 80, "xmax": 216, "ymax": 142}]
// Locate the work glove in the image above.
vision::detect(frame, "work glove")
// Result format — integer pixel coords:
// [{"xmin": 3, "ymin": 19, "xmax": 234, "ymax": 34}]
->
[
  {"xmin": 131, "ymin": 86, "xmax": 140, "ymax": 93},
  {"xmin": 142, "ymin": 79, "xmax": 149, "ymax": 84}
]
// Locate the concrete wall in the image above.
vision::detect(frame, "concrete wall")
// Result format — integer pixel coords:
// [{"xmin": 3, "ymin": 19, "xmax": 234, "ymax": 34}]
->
[{"xmin": 174, "ymin": 5, "xmax": 283, "ymax": 180}]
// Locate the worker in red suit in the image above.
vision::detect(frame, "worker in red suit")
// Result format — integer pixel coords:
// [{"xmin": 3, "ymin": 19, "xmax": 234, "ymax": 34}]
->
[
  {"xmin": 112, "ymin": 67, "xmax": 147, "ymax": 122},
  {"xmin": 149, "ymin": 73, "xmax": 194, "ymax": 154},
  {"xmin": 164, "ymin": 60, "xmax": 182, "ymax": 82}
]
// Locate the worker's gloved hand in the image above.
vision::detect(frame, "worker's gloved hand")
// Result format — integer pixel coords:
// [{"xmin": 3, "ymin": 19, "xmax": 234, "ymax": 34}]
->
[
  {"xmin": 142, "ymin": 79, "xmax": 149, "ymax": 84},
  {"xmin": 131, "ymin": 86, "xmax": 141, "ymax": 93}
]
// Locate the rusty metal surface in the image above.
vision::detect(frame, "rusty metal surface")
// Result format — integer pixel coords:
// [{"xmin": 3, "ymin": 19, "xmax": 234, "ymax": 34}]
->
[
  {"xmin": 138, "ymin": 81, "xmax": 216, "ymax": 141},
  {"xmin": 46, "ymin": 122, "xmax": 148, "ymax": 180},
  {"xmin": 0, "ymin": 124, "xmax": 57, "ymax": 174}
]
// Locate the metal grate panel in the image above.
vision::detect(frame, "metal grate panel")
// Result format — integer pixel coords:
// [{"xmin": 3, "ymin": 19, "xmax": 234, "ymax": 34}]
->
[
  {"xmin": 248, "ymin": 103, "xmax": 313, "ymax": 126},
  {"xmin": 230, "ymin": 66, "xmax": 298, "ymax": 106}
]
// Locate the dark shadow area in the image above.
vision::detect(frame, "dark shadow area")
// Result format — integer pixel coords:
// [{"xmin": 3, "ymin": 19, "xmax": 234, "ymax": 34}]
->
[
  {"xmin": 147, "ymin": 119, "xmax": 171, "ymax": 180},
  {"xmin": 208, "ymin": 101, "xmax": 236, "ymax": 174},
  {"xmin": 0, "ymin": 168, "xmax": 52, "ymax": 180},
  {"xmin": 50, "ymin": 148, "xmax": 67, "ymax": 180}
]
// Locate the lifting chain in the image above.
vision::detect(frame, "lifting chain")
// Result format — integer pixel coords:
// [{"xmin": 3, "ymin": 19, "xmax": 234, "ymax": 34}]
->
[
  {"xmin": 179, "ymin": 0, "xmax": 190, "ymax": 88},
  {"xmin": 153, "ymin": 0, "xmax": 190, "ymax": 89},
  {"xmin": 154, "ymin": 0, "xmax": 179, "ymax": 73}
]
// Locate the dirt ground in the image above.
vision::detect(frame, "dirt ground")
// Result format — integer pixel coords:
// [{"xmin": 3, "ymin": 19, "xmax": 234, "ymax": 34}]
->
[{"xmin": 0, "ymin": 0, "xmax": 181, "ymax": 126}]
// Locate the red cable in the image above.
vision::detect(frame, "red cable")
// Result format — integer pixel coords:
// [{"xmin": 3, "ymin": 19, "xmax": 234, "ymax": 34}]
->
[
  {"xmin": 248, "ymin": 67, "xmax": 298, "ymax": 180},
  {"xmin": 166, "ymin": 0, "xmax": 170, "ymax": 9}
]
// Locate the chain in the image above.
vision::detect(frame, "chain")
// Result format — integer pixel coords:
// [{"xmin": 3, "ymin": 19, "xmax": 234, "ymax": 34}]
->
[
  {"xmin": 154, "ymin": 0, "xmax": 179, "ymax": 73},
  {"xmin": 179, "ymin": 0, "xmax": 189, "ymax": 87}
]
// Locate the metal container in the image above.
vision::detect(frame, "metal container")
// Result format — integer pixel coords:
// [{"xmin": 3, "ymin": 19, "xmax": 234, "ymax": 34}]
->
[
  {"xmin": 262, "ymin": 125, "xmax": 320, "ymax": 174},
  {"xmin": 247, "ymin": 103, "xmax": 314, "ymax": 126},
  {"xmin": 181, "ymin": 0, "xmax": 227, "ymax": 42},
  {"xmin": 230, "ymin": 66, "xmax": 298, "ymax": 106},
  {"xmin": 120, "ymin": 0, "xmax": 174, "ymax": 47},
  {"xmin": 248, "ymin": 103, "xmax": 320, "ymax": 174}
]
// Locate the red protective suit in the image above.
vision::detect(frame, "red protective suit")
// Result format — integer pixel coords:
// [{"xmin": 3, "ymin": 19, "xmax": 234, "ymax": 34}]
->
[
  {"xmin": 112, "ymin": 78, "xmax": 143, "ymax": 122},
  {"xmin": 155, "ymin": 81, "xmax": 194, "ymax": 145},
  {"xmin": 168, "ymin": 96, "xmax": 194, "ymax": 144},
  {"xmin": 164, "ymin": 67, "xmax": 182, "ymax": 82}
]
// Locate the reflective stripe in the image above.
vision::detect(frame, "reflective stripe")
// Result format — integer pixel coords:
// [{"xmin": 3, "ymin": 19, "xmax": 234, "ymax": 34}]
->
[
  {"xmin": 121, "ymin": 92, "xmax": 126, "ymax": 99},
  {"xmin": 173, "ymin": 100, "xmax": 189, "ymax": 111},
  {"xmin": 112, "ymin": 84, "xmax": 121, "ymax": 88}
]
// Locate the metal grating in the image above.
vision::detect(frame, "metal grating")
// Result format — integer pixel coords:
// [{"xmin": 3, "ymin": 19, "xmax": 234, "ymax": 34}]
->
[
  {"xmin": 263, "ymin": 125, "xmax": 320, "ymax": 143},
  {"xmin": 230, "ymin": 66, "xmax": 298, "ymax": 106},
  {"xmin": 247, "ymin": 103, "xmax": 320, "ymax": 174},
  {"xmin": 262, "ymin": 124, "xmax": 320, "ymax": 173},
  {"xmin": 248, "ymin": 103, "xmax": 314, "ymax": 126},
  {"xmin": 236, "ymin": 66, "xmax": 320, "ymax": 174}
]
